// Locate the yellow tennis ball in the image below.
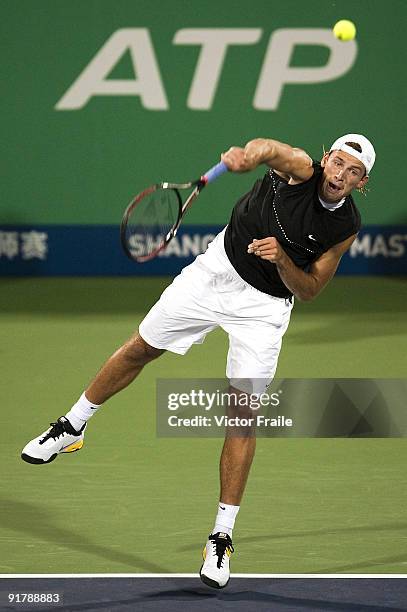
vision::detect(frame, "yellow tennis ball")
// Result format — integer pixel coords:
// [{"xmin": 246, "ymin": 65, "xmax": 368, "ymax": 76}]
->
[{"xmin": 333, "ymin": 19, "xmax": 356, "ymax": 41}]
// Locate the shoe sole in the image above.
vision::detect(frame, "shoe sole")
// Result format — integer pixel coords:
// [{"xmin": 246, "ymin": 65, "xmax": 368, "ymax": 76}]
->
[
  {"xmin": 21, "ymin": 440, "xmax": 84, "ymax": 465},
  {"xmin": 199, "ymin": 565, "xmax": 229, "ymax": 589},
  {"xmin": 21, "ymin": 452, "xmax": 58, "ymax": 465}
]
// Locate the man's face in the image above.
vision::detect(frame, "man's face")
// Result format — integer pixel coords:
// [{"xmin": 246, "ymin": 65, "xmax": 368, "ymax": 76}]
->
[{"xmin": 320, "ymin": 150, "xmax": 369, "ymax": 203}]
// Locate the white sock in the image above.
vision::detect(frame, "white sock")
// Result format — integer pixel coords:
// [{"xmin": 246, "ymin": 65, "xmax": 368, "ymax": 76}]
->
[
  {"xmin": 213, "ymin": 502, "xmax": 240, "ymax": 538},
  {"xmin": 65, "ymin": 392, "xmax": 101, "ymax": 431}
]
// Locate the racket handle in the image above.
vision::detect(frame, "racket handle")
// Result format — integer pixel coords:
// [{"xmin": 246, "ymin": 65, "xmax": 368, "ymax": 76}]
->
[{"xmin": 202, "ymin": 161, "xmax": 228, "ymax": 184}]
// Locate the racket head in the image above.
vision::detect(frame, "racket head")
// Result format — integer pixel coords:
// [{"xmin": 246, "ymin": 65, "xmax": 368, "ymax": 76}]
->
[{"xmin": 120, "ymin": 184, "xmax": 182, "ymax": 262}]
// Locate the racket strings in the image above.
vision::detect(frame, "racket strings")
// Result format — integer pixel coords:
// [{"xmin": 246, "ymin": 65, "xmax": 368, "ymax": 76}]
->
[{"xmin": 126, "ymin": 188, "xmax": 180, "ymax": 259}]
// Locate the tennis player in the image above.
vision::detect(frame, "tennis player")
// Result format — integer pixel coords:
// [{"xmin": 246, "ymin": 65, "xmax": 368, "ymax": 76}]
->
[{"xmin": 22, "ymin": 133, "xmax": 375, "ymax": 589}]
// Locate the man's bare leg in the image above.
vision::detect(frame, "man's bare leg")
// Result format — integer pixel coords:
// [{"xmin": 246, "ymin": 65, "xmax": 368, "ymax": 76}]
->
[
  {"xmin": 219, "ymin": 436, "xmax": 256, "ymax": 506},
  {"xmin": 211, "ymin": 387, "xmax": 256, "ymax": 537},
  {"xmin": 85, "ymin": 333, "xmax": 164, "ymax": 405},
  {"xmin": 220, "ymin": 386, "xmax": 256, "ymax": 505}
]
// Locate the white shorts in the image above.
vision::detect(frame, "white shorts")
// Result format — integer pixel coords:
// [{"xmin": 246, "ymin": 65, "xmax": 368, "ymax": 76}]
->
[{"xmin": 139, "ymin": 228, "xmax": 293, "ymax": 393}]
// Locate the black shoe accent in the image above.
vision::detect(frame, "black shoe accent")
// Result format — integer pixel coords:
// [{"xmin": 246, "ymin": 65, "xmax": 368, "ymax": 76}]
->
[
  {"xmin": 208, "ymin": 532, "xmax": 234, "ymax": 569},
  {"xmin": 21, "ymin": 452, "xmax": 58, "ymax": 465},
  {"xmin": 39, "ymin": 417, "xmax": 82, "ymax": 445}
]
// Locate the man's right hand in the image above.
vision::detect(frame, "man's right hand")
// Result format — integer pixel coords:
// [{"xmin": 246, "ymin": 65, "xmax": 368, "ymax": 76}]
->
[
  {"xmin": 221, "ymin": 146, "xmax": 252, "ymax": 172},
  {"xmin": 221, "ymin": 139, "xmax": 274, "ymax": 172}
]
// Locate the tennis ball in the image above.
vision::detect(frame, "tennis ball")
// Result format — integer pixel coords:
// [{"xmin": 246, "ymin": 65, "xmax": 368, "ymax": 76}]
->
[{"xmin": 333, "ymin": 19, "xmax": 356, "ymax": 41}]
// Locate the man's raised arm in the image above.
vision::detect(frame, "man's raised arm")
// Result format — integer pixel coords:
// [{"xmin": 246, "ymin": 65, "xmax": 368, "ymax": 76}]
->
[{"xmin": 221, "ymin": 138, "xmax": 313, "ymax": 183}]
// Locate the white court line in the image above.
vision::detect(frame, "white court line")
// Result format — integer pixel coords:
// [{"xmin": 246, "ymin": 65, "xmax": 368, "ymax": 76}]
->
[{"xmin": 0, "ymin": 574, "xmax": 406, "ymax": 579}]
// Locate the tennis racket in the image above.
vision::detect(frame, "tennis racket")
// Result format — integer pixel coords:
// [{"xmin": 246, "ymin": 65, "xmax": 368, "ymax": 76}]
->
[{"xmin": 120, "ymin": 161, "xmax": 228, "ymax": 262}]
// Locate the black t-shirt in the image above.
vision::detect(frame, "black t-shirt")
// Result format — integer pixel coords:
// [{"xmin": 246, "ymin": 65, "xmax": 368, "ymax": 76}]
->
[{"xmin": 223, "ymin": 161, "xmax": 361, "ymax": 298}]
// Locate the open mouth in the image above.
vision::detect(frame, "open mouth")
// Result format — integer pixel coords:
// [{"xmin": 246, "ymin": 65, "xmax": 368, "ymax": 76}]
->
[{"xmin": 327, "ymin": 181, "xmax": 342, "ymax": 193}]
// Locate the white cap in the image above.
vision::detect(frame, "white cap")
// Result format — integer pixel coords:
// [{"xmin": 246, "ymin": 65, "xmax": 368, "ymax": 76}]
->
[{"xmin": 330, "ymin": 133, "xmax": 376, "ymax": 174}]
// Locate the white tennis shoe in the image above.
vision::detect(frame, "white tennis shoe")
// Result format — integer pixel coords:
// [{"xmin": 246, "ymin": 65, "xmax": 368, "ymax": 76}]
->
[
  {"xmin": 21, "ymin": 417, "xmax": 86, "ymax": 465},
  {"xmin": 200, "ymin": 532, "xmax": 234, "ymax": 589}
]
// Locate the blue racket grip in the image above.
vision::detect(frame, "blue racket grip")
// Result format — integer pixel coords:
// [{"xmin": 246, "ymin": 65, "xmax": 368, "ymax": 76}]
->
[{"xmin": 203, "ymin": 161, "xmax": 228, "ymax": 184}]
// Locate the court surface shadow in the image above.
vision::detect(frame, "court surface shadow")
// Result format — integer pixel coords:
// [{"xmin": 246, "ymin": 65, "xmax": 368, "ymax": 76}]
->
[{"xmin": 0, "ymin": 496, "xmax": 169, "ymax": 573}]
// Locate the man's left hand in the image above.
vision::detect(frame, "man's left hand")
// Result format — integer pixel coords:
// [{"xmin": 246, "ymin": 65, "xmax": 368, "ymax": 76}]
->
[{"xmin": 247, "ymin": 237, "xmax": 286, "ymax": 263}]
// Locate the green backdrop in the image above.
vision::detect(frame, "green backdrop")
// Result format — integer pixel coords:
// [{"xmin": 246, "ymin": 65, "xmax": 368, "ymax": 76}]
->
[{"xmin": 2, "ymin": 0, "xmax": 405, "ymax": 225}]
